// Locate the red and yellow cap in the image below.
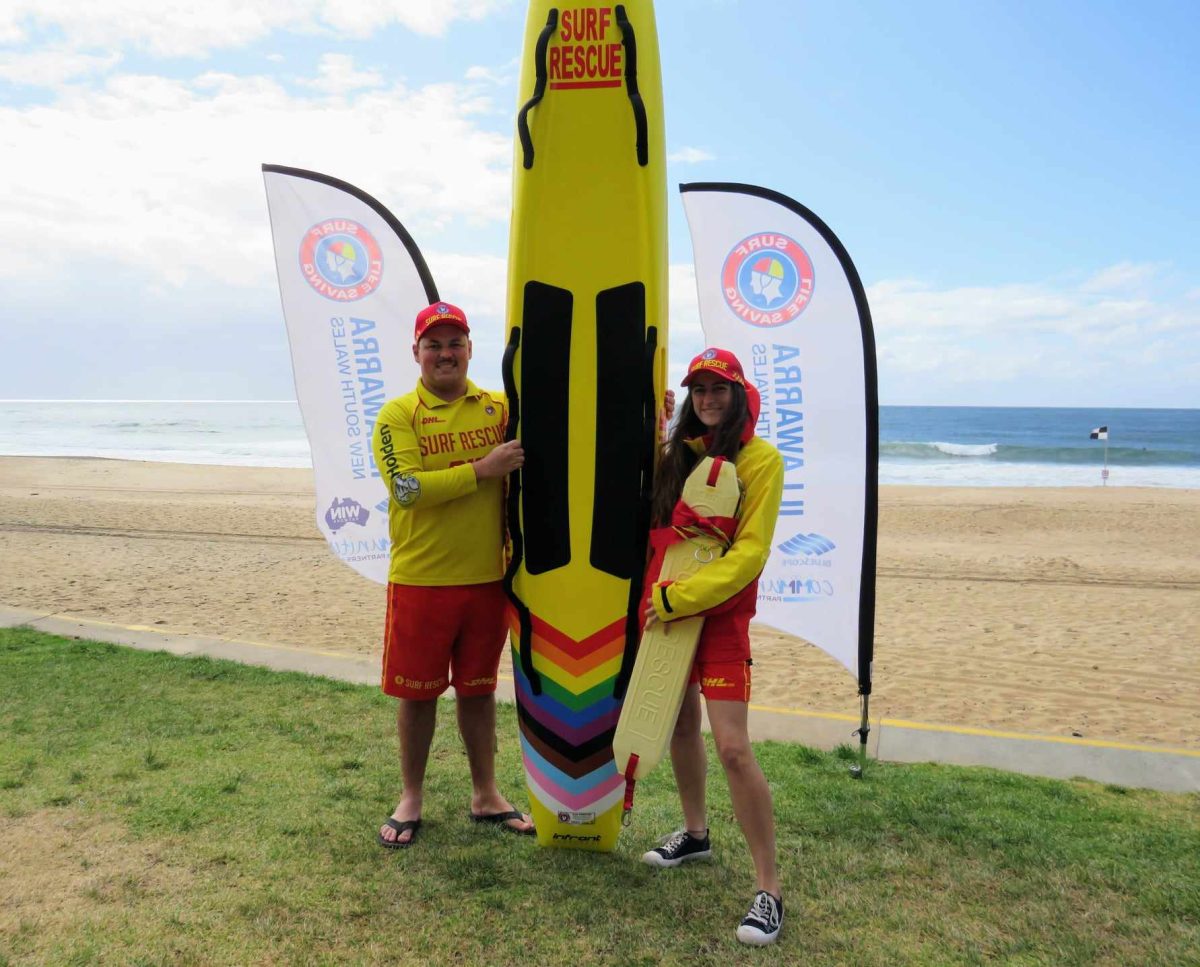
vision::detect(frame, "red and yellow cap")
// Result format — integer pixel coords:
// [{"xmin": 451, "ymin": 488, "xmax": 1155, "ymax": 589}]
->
[
  {"xmin": 414, "ymin": 302, "xmax": 469, "ymax": 340},
  {"xmin": 681, "ymin": 347, "xmax": 746, "ymax": 387}
]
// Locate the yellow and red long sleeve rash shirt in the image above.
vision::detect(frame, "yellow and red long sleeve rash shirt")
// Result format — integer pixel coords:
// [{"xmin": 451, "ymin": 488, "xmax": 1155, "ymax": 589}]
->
[
  {"xmin": 650, "ymin": 435, "xmax": 784, "ymax": 623},
  {"xmin": 371, "ymin": 379, "xmax": 508, "ymax": 586}
]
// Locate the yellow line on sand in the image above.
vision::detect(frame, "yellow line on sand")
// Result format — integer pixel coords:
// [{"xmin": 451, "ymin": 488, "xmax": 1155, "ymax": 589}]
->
[
  {"xmin": 501, "ymin": 673, "xmax": 1197, "ymax": 758},
  {"xmin": 40, "ymin": 613, "xmax": 359, "ymax": 663},
  {"xmin": 745, "ymin": 701, "xmax": 1200, "ymax": 758},
  {"xmin": 45, "ymin": 614, "xmax": 1199, "ymax": 760}
]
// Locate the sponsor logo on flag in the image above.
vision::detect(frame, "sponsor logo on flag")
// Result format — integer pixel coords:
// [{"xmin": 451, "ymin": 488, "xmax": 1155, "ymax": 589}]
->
[
  {"xmin": 324, "ymin": 496, "xmax": 369, "ymax": 531},
  {"xmin": 776, "ymin": 531, "xmax": 836, "ymax": 556}
]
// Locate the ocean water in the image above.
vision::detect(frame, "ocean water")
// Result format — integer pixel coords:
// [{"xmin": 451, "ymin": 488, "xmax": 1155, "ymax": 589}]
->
[
  {"xmin": 0, "ymin": 400, "xmax": 311, "ymax": 468},
  {"xmin": 1, "ymin": 401, "xmax": 1198, "ymax": 488},
  {"xmin": 880, "ymin": 406, "xmax": 1200, "ymax": 488}
]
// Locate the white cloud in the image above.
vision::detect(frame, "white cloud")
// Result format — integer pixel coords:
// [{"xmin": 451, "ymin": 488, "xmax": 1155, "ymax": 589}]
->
[
  {"xmin": 868, "ymin": 263, "xmax": 1200, "ymax": 404},
  {"xmin": 0, "ymin": 47, "xmax": 121, "ymax": 86},
  {"xmin": 0, "ymin": 0, "xmax": 512, "ymax": 58},
  {"xmin": 1078, "ymin": 260, "xmax": 1165, "ymax": 293},
  {"xmin": 668, "ymin": 146, "xmax": 714, "ymax": 164},
  {"xmin": 868, "ymin": 263, "xmax": 1188, "ymax": 339},
  {"xmin": 668, "ymin": 262, "xmax": 702, "ymax": 335},
  {"xmin": 0, "ymin": 66, "xmax": 513, "ymax": 293},
  {"xmin": 300, "ymin": 54, "xmax": 385, "ymax": 93},
  {"xmin": 465, "ymin": 57, "xmax": 519, "ymax": 87},
  {"xmin": 426, "ymin": 251, "xmax": 508, "ymax": 325}
]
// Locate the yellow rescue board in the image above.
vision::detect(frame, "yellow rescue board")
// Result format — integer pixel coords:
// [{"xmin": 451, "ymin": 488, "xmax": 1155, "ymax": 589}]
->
[
  {"xmin": 504, "ymin": 0, "xmax": 667, "ymax": 851},
  {"xmin": 612, "ymin": 457, "xmax": 742, "ymax": 781}
]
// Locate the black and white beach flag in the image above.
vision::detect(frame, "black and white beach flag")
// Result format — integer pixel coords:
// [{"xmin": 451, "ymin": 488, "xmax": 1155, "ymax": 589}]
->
[{"xmin": 1090, "ymin": 426, "xmax": 1109, "ymax": 440}]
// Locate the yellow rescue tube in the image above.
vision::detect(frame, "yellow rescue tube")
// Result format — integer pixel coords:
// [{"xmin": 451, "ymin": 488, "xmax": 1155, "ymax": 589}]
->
[
  {"xmin": 612, "ymin": 457, "xmax": 742, "ymax": 782},
  {"xmin": 503, "ymin": 0, "xmax": 667, "ymax": 851}
]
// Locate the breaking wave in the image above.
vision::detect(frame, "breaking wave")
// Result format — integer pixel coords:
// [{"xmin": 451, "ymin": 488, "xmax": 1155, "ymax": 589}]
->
[{"xmin": 881, "ymin": 442, "xmax": 1199, "ymax": 467}]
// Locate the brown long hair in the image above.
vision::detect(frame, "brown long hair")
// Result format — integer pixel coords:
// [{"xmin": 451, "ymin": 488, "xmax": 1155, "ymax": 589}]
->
[{"xmin": 650, "ymin": 382, "xmax": 750, "ymax": 526}]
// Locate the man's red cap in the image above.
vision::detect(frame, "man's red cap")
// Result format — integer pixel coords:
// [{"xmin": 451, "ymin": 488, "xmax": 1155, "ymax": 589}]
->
[
  {"xmin": 414, "ymin": 302, "xmax": 469, "ymax": 340},
  {"xmin": 681, "ymin": 347, "xmax": 746, "ymax": 387}
]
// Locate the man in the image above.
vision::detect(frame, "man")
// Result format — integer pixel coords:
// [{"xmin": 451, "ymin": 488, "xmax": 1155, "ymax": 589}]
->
[{"xmin": 371, "ymin": 301, "xmax": 531, "ymax": 848}]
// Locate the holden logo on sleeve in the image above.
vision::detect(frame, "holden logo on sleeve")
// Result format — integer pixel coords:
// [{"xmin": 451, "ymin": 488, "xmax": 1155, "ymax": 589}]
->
[
  {"xmin": 299, "ymin": 218, "xmax": 383, "ymax": 302},
  {"xmin": 721, "ymin": 232, "xmax": 815, "ymax": 328}
]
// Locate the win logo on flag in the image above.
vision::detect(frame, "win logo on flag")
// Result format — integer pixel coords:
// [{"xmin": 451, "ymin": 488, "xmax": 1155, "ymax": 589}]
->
[{"xmin": 1090, "ymin": 426, "xmax": 1108, "ymax": 440}]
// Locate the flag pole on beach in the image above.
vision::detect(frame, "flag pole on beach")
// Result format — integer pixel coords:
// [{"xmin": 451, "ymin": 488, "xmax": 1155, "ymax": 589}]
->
[{"xmin": 1090, "ymin": 425, "xmax": 1109, "ymax": 486}]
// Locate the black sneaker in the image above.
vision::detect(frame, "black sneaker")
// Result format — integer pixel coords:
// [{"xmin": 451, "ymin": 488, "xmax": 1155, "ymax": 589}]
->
[
  {"xmin": 641, "ymin": 829, "xmax": 712, "ymax": 868},
  {"xmin": 736, "ymin": 890, "xmax": 783, "ymax": 946}
]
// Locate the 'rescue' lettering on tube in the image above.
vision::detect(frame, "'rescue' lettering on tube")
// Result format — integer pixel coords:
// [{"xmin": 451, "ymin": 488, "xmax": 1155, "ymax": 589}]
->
[{"xmin": 549, "ymin": 7, "xmax": 623, "ymax": 89}]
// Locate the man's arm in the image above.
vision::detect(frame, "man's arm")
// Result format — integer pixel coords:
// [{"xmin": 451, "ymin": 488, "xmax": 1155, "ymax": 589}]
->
[
  {"xmin": 372, "ymin": 401, "xmax": 524, "ymax": 511},
  {"xmin": 372, "ymin": 402, "xmax": 475, "ymax": 510}
]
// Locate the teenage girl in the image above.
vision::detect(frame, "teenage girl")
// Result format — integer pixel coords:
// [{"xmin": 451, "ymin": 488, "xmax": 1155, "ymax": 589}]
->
[{"xmin": 640, "ymin": 347, "xmax": 785, "ymax": 947}]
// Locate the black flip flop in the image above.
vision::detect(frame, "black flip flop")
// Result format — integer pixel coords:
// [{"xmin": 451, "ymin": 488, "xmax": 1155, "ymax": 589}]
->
[
  {"xmin": 469, "ymin": 809, "xmax": 535, "ymax": 835},
  {"xmin": 378, "ymin": 817, "xmax": 422, "ymax": 849}
]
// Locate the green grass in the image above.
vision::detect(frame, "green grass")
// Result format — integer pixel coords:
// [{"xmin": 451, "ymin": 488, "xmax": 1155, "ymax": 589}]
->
[{"xmin": 1, "ymin": 627, "xmax": 1198, "ymax": 966}]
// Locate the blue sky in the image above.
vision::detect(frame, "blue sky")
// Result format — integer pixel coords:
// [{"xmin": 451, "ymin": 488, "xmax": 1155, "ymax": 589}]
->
[{"xmin": 1, "ymin": 0, "xmax": 1197, "ymax": 405}]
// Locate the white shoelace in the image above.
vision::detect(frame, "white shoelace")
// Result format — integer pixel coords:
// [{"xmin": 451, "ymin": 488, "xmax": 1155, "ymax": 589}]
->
[
  {"xmin": 747, "ymin": 892, "xmax": 779, "ymax": 929},
  {"xmin": 659, "ymin": 830, "xmax": 689, "ymax": 853}
]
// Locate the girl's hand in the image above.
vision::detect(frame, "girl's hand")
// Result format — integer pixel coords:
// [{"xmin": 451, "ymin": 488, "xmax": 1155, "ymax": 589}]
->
[
  {"xmin": 643, "ymin": 599, "xmax": 658, "ymax": 630},
  {"xmin": 659, "ymin": 389, "xmax": 676, "ymax": 438}
]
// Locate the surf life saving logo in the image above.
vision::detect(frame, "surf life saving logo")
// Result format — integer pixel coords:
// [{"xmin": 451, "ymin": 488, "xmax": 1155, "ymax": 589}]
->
[
  {"xmin": 299, "ymin": 219, "xmax": 383, "ymax": 302},
  {"xmin": 721, "ymin": 233, "xmax": 815, "ymax": 328}
]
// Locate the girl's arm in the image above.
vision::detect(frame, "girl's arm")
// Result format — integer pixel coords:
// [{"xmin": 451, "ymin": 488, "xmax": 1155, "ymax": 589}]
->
[{"xmin": 649, "ymin": 441, "xmax": 784, "ymax": 621}]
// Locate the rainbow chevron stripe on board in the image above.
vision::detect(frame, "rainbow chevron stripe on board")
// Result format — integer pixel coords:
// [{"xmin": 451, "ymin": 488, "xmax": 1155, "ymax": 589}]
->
[{"xmin": 510, "ymin": 615, "xmax": 627, "ymax": 849}]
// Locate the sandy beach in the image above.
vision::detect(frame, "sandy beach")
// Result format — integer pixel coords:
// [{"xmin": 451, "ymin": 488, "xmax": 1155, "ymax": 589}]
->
[{"xmin": 1, "ymin": 455, "xmax": 1197, "ymax": 749}]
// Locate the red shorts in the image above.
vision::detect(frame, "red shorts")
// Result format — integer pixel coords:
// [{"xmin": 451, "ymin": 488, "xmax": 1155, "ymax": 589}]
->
[
  {"xmin": 689, "ymin": 631, "xmax": 752, "ymax": 702},
  {"xmin": 382, "ymin": 581, "xmax": 507, "ymax": 700}
]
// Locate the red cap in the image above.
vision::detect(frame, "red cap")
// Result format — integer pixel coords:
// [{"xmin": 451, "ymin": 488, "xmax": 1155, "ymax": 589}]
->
[
  {"xmin": 414, "ymin": 302, "xmax": 469, "ymax": 340},
  {"xmin": 681, "ymin": 348, "xmax": 746, "ymax": 387}
]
